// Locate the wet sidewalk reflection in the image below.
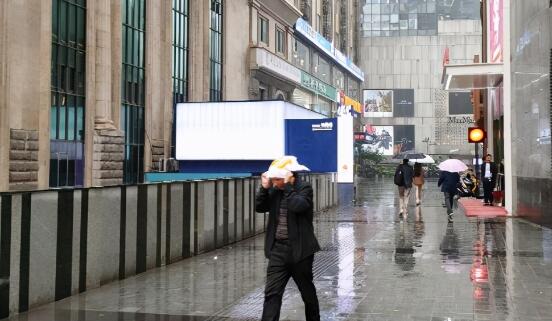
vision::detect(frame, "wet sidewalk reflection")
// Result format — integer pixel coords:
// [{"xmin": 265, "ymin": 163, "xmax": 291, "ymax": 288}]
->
[{"xmin": 6, "ymin": 178, "xmax": 552, "ymax": 321}]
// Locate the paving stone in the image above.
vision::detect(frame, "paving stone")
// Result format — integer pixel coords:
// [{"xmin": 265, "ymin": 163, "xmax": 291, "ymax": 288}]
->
[{"xmin": 6, "ymin": 178, "xmax": 552, "ymax": 321}]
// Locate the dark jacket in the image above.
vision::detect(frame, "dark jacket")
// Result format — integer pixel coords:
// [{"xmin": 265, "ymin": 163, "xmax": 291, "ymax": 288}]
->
[
  {"xmin": 395, "ymin": 164, "xmax": 414, "ymax": 188},
  {"xmin": 438, "ymin": 171, "xmax": 461, "ymax": 194},
  {"xmin": 481, "ymin": 161, "xmax": 498, "ymax": 184},
  {"xmin": 255, "ymin": 179, "xmax": 321, "ymax": 263}
]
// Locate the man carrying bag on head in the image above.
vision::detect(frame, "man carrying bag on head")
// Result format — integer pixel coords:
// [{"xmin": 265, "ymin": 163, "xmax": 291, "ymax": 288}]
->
[{"xmin": 255, "ymin": 156, "xmax": 321, "ymax": 321}]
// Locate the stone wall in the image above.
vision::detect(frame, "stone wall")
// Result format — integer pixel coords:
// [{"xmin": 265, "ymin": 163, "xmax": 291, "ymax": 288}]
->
[
  {"xmin": 92, "ymin": 129, "xmax": 124, "ymax": 186},
  {"xmin": 9, "ymin": 129, "xmax": 39, "ymax": 190},
  {"xmin": 150, "ymin": 140, "xmax": 165, "ymax": 171}
]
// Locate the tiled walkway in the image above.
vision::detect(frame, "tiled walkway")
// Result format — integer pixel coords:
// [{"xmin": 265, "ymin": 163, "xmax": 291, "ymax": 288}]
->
[{"xmin": 5, "ymin": 178, "xmax": 552, "ymax": 321}]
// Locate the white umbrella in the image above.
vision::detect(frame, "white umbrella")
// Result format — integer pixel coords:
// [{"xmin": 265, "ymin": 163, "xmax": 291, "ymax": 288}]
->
[
  {"xmin": 409, "ymin": 154, "xmax": 435, "ymax": 164},
  {"xmin": 438, "ymin": 159, "xmax": 468, "ymax": 172}
]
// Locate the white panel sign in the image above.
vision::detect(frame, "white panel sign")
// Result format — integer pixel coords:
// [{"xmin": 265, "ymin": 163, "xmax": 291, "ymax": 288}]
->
[
  {"xmin": 337, "ymin": 111, "xmax": 354, "ymax": 183},
  {"xmin": 175, "ymin": 101, "xmax": 324, "ymax": 160},
  {"xmin": 256, "ymin": 48, "xmax": 301, "ymax": 84}
]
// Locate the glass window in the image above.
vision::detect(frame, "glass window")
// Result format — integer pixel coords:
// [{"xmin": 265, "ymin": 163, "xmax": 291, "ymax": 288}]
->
[
  {"xmin": 209, "ymin": 0, "xmax": 223, "ymax": 101},
  {"xmin": 258, "ymin": 15, "xmax": 269, "ymax": 44},
  {"xmin": 172, "ymin": 0, "xmax": 188, "ymax": 157},
  {"xmin": 312, "ymin": 52, "xmax": 330, "ymax": 84},
  {"xmin": 121, "ymin": 0, "xmax": 146, "ymax": 184},
  {"xmin": 50, "ymin": 0, "xmax": 86, "ymax": 187},
  {"xmin": 291, "ymin": 37, "xmax": 310, "ymax": 72},
  {"xmin": 276, "ymin": 27, "xmax": 285, "ymax": 54},
  {"xmin": 347, "ymin": 77, "xmax": 359, "ymax": 101},
  {"xmin": 333, "ymin": 68, "xmax": 345, "ymax": 91}
]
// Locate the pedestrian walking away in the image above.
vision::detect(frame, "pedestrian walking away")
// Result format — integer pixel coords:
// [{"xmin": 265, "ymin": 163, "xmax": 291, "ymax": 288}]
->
[
  {"xmin": 394, "ymin": 159, "xmax": 414, "ymax": 216},
  {"xmin": 481, "ymin": 154, "xmax": 498, "ymax": 206},
  {"xmin": 255, "ymin": 156, "xmax": 321, "ymax": 321},
  {"xmin": 438, "ymin": 170, "xmax": 460, "ymax": 221},
  {"xmin": 412, "ymin": 162, "xmax": 425, "ymax": 205}
]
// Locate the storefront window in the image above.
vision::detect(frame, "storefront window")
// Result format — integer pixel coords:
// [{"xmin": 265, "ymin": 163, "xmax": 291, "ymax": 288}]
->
[
  {"xmin": 291, "ymin": 37, "xmax": 310, "ymax": 72},
  {"xmin": 50, "ymin": 0, "xmax": 86, "ymax": 187},
  {"xmin": 347, "ymin": 77, "xmax": 360, "ymax": 101},
  {"xmin": 312, "ymin": 97, "xmax": 332, "ymax": 117},
  {"xmin": 121, "ymin": 0, "xmax": 146, "ymax": 184},
  {"xmin": 312, "ymin": 52, "xmax": 331, "ymax": 84},
  {"xmin": 209, "ymin": 0, "xmax": 223, "ymax": 101},
  {"xmin": 333, "ymin": 67, "xmax": 345, "ymax": 91}
]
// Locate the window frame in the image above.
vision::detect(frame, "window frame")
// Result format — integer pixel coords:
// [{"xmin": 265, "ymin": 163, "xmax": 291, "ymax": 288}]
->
[
  {"xmin": 257, "ymin": 15, "xmax": 269, "ymax": 45},
  {"xmin": 275, "ymin": 26, "xmax": 286, "ymax": 55}
]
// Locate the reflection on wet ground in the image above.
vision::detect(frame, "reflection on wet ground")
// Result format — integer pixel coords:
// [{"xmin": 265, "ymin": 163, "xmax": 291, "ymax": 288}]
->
[{"xmin": 6, "ymin": 178, "xmax": 552, "ymax": 320}]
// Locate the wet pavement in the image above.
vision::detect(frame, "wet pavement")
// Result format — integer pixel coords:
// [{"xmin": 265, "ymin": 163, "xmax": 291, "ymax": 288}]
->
[{"xmin": 5, "ymin": 178, "xmax": 552, "ymax": 321}]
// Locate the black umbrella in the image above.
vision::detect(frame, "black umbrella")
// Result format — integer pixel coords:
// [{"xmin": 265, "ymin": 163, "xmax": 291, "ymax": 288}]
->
[{"xmin": 393, "ymin": 150, "xmax": 425, "ymax": 160}]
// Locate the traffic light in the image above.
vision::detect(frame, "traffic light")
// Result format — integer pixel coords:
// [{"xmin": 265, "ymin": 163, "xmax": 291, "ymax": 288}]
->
[{"xmin": 468, "ymin": 127, "xmax": 486, "ymax": 143}]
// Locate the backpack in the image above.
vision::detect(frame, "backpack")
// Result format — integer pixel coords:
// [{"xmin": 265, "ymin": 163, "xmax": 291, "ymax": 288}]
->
[{"xmin": 394, "ymin": 165, "xmax": 404, "ymax": 186}]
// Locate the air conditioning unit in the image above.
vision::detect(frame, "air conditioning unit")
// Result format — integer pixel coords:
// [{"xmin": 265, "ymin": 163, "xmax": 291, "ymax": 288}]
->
[{"xmin": 158, "ymin": 158, "xmax": 179, "ymax": 172}]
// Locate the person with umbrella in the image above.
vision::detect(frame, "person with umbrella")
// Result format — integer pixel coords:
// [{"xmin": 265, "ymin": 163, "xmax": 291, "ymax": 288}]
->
[
  {"xmin": 438, "ymin": 159, "xmax": 466, "ymax": 220},
  {"xmin": 255, "ymin": 156, "xmax": 321, "ymax": 321}
]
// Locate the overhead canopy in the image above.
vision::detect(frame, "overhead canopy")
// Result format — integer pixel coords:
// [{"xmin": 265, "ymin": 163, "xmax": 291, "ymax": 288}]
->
[{"xmin": 442, "ymin": 63, "xmax": 504, "ymax": 90}]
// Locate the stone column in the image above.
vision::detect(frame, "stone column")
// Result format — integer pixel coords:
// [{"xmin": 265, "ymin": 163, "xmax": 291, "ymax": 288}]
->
[
  {"xmin": 90, "ymin": 0, "xmax": 124, "ymax": 187},
  {"xmin": 144, "ymin": 0, "xmax": 173, "ymax": 173},
  {"xmin": 111, "ymin": 0, "xmax": 122, "ymax": 127},
  {"xmin": 0, "ymin": 0, "xmax": 8, "ymax": 191},
  {"xmin": 95, "ymin": 0, "xmax": 115, "ymax": 129},
  {"xmin": 188, "ymin": 0, "xmax": 211, "ymax": 101}
]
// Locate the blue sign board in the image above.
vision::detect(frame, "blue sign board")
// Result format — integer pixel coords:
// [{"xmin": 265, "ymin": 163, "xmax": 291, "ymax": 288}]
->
[{"xmin": 285, "ymin": 118, "xmax": 337, "ymax": 173}]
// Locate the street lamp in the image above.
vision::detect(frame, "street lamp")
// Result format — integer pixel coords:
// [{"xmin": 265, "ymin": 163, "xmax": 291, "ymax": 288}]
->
[{"xmin": 422, "ymin": 137, "xmax": 430, "ymax": 154}]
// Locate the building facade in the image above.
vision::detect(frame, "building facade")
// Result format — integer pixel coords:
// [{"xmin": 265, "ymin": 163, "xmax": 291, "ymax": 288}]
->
[
  {"xmin": 248, "ymin": 0, "xmax": 364, "ymax": 117},
  {"xmin": 357, "ymin": 0, "xmax": 482, "ymax": 158},
  {"xmin": 509, "ymin": 0, "xmax": 551, "ymax": 223},
  {"xmin": 0, "ymin": 0, "xmax": 362, "ymax": 192}
]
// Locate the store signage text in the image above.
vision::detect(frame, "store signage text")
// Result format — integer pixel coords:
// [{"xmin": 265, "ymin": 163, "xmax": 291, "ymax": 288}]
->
[
  {"xmin": 255, "ymin": 48, "xmax": 301, "ymax": 84},
  {"xmin": 301, "ymin": 72, "xmax": 338, "ymax": 102},
  {"xmin": 312, "ymin": 122, "xmax": 334, "ymax": 131},
  {"xmin": 448, "ymin": 116, "xmax": 475, "ymax": 124}
]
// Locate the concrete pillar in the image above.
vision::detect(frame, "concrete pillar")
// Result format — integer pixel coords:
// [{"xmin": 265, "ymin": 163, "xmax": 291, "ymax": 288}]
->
[
  {"xmin": 223, "ymin": 0, "xmax": 250, "ymax": 100},
  {"xmin": 144, "ymin": 0, "xmax": 173, "ymax": 173},
  {"xmin": 111, "ymin": 0, "xmax": 122, "ymax": 128},
  {"xmin": 88, "ymin": 0, "xmax": 124, "ymax": 187},
  {"xmin": 84, "ymin": 0, "xmax": 97, "ymax": 187},
  {"xmin": 94, "ymin": 0, "xmax": 115, "ymax": 129},
  {"xmin": 188, "ymin": 0, "xmax": 211, "ymax": 101},
  {"xmin": 0, "ymin": 1, "xmax": 52, "ymax": 191},
  {"xmin": 503, "ymin": 0, "xmax": 513, "ymax": 214},
  {"xmin": 0, "ymin": 0, "xmax": 8, "ymax": 191}
]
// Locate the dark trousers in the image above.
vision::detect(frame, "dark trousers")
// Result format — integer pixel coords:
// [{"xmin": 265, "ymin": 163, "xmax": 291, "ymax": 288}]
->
[
  {"xmin": 262, "ymin": 240, "xmax": 320, "ymax": 321},
  {"xmin": 483, "ymin": 178, "xmax": 494, "ymax": 204},
  {"xmin": 444, "ymin": 192, "xmax": 455, "ymax": 214}
]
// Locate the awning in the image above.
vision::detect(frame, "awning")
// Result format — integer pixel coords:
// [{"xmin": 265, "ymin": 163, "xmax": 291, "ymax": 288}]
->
[
  {"xmin": 343, "ymin": 96, "xmax": 362, "ymax": 114},
  {"xmin": 442, "ymin": 63, "xmax": 504, "ymax": 90}
]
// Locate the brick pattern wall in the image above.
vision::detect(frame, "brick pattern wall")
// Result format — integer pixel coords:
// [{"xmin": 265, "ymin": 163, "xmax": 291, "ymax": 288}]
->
[
  {"xmin": 92, "ymin": 129, "xmax": 125, "ymax": 186},
  {"xmin": 9, "ymin": 129, "xmax": 39, "ymax": 190},
  {"xmin": 150, "ymin": 140, "xmax": 165, "ymax": 171}
]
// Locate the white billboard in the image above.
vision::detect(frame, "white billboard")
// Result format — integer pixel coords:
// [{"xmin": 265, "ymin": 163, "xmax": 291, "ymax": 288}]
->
[
  {"xmin": 337, "ymin": 110, "xmax": 354, "ymax": 183},
  {"xmin": 175, "ymin": 101, "xmax": 324, "ymax": 160}
]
